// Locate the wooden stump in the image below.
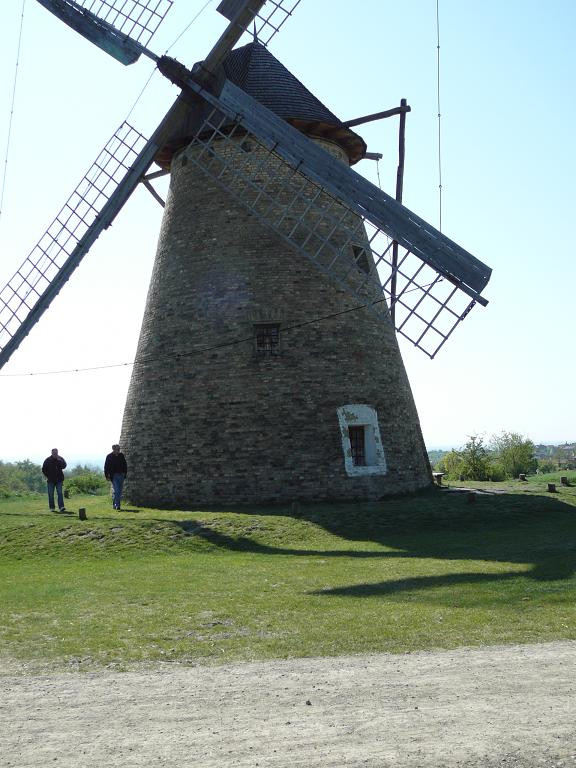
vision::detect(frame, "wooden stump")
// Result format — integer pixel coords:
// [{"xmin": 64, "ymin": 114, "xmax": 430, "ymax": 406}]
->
[
  {"xmin": 79, "ymin": 508, "xmax": 87, "ymax": 520},
  {"xmin": 518, "ymin": 473, "xmax": 526, "ymax": 481},
  {"xmin": 547, "ymin": 483, "xmax": 556, "ymax": 493},
  {"xmin": 561, "ymin": 476, "xmax": 569, "ymax": 486}
]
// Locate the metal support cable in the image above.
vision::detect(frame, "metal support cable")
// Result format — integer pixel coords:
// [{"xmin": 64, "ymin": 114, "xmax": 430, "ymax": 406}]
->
[
  {"xmin": 436, "ymin": 0, "xmax": 443, "ymax": 232},
  {"xmin": 0, "ymin": 0, "xmax": 27, "ymax": 229},
  {"xmin": 165, "ymin": 0, "xmax": 214, "ymax": 54},
  {"xmin": 0, "ymin": 295, "xmax": 389, "ymax": 378},
  {"xmin": 126, "ymin": 0, "xmax": 214, "ymax": 120}
]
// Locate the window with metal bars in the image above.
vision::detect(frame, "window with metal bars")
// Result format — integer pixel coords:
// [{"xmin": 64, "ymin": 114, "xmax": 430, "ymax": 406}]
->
[
  {"xmin": 254, "ymin": 323, "xmax": 280, "ymax": 355},
  {"xmin": 348, "ymin": 426, "xmax": 366, "ymax": 466},
  {"xmin": 337, "ymin": 405, "xmax": 386, "ymax": 476}
]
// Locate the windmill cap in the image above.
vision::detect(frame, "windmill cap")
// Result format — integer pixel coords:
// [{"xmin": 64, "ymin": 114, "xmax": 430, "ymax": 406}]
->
[
  {"xmin": 156, "ymin": 42, "xmax": 366, "ymax": 168},
  {"xmin": 221, "ymin": 42, "xmax": 366, "ymax": 164}
]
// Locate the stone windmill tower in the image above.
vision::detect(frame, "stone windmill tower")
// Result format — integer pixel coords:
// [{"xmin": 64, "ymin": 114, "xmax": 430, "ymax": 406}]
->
[
  {"xmin": 121, "ymin": 41, "xmax": 432, "ymax": 506},
  {"xmin": 0, "ymin": 0, "xmax": 492, "ymax": 507}
]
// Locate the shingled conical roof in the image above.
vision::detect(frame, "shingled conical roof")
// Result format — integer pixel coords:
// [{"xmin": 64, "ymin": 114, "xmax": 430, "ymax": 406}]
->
[
  {"xmin": 222, "ymin": 41, "xmax": 339, "ymax": 124},
  {"xmin": 222, "ymin": 42, "xmax": 365, "ymax": 164}
]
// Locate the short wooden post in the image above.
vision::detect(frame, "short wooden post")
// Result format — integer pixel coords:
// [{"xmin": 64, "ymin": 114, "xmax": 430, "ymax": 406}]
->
[
  {"xmin": 561, "ymin": 476, "xmax": 569, "ymax": 486},
  {"xmin": 79, "ymin": 508, "xmax": 87, "ymax": 520},
  {"xmin": 547, "ymin": 483, "xmax": 556, "ymax": 493},
  {"xmin": 467, "ymin": 492, "xmax": 476, "ymax": 503},
  {"xmin": 518, "ymin": 473, "xmax": 526, "ymax": 481}
]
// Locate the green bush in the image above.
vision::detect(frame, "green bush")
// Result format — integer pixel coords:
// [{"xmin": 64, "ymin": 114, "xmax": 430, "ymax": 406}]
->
[
  {"xmin": 459, "ymin": 436, "xmax": 492, "ymax": 481},
  {"xmin": 486, "ymin": 462, "xmax": 507, "ymax": 481},
  {"xmin": 0, "ymin": 460, "xmax": 46, "ymax": 495},
  {"xmin": 434, "ymin": 450, "xmax": 463, "ymax": 480},
  {"xmin": 491, "ymin": 431, "xmax": 538, "ymax": 478},
  {"xmin": 538, "ymin": 459, "xmax": 557, "ymax": 474},
  {"xmin": 64, "ymin": 473, "xmax": 107, "ymax": 497}
]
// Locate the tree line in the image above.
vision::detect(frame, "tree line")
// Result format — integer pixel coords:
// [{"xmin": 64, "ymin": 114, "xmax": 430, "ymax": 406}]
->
[
  {"xmin": 0, "ymin": 431, "xmax": 566, "ymax": 497},
  {"xmin": 431, "ymin": 432, "xmax": 550, "ymax": 481},
  {"xmin": 0, "ymin": 460, "xmax": 107, "ymax": 498}
]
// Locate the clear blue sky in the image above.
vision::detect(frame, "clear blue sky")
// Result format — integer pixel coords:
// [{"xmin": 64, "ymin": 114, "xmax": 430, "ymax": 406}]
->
[{"xmin": 0, "ymin": 0, "xmax": 575, "ymax": 464}]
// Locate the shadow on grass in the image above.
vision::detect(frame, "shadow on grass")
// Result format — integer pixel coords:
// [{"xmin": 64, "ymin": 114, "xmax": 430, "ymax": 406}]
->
[
  {"xmin": 311, "ymin": 571, "xmax": 522, "ymax": 597},
  {"xmin": 170, "ymin": 489, "xmax": 576, "ymax": 592},
  {"xmin": 168, "ymin": 518, "xmax": 403, "ymax": 558},
  {"xmin": 3, "ymin": 488, "xmax": 575, "ymax": 594}
]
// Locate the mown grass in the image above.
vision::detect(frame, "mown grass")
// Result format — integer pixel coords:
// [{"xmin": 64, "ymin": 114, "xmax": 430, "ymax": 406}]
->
[{"xmin": 1, "ymin": 473, "xmax": 575, "ymax": 671}]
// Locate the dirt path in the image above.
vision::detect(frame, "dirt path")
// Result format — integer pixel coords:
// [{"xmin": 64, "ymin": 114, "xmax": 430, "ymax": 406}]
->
[{"xmin": 2, "ymin": 641, "xmax": 576, "ymax": 767}]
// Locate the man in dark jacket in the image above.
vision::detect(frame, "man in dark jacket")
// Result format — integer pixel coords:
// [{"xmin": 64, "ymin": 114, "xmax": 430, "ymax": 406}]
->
[
  {"xmin": 104, "ymin": 444, "xmax": 128, "ymax": 510},
  {"xmin": 42, "ymin": 448, "xmax": 67, "ymax": 512}
]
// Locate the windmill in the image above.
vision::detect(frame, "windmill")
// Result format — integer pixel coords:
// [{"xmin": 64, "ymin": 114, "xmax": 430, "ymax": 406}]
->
[{"xmin": 0, "ymin": 0, "xmax": 491, "ymax": 506}]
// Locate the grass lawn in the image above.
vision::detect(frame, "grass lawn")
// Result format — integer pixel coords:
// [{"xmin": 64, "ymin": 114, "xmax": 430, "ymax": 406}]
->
[{"xmin": 1, "ymin": 471, "xmax": 575, "ymax": 670}]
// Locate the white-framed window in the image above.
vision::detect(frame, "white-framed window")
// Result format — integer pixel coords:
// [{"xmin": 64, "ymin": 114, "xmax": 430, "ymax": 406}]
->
[{"xmin": 337, "ymin": 404, "xmax": 387, "ymax": 477}]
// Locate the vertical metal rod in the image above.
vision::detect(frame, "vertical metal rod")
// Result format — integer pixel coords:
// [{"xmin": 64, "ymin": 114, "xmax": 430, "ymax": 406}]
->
[{"xmin": 390, "ymin": 97, "xmax": 407, "ymax": 326}]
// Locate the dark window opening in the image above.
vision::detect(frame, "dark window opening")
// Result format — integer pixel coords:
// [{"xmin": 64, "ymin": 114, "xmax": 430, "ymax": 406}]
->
[
  {"xmin": 254, "ymin": 323, "xmax": 280, "ymax": 355},
  {"xmin": 352, "ymin": 245, "xmax": 371, "ymax": 274},
  {"xmin": 349, "ymin": 425, "xmax": 366, "ymax": 466}
]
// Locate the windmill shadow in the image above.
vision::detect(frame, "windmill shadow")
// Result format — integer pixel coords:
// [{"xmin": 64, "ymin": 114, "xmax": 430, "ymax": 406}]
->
[{"xmin": 182, "ymin": 489, "xmax": 576, "ymax": 594}]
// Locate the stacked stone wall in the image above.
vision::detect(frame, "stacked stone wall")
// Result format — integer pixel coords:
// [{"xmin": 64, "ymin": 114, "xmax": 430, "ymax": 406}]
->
[{"xmin": 121, "ymin": 137, "xmax": 431, "ymax": 507}]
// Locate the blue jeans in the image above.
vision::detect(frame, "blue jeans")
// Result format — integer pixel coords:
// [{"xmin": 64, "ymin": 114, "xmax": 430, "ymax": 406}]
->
[
  {"xmin": 47, "ymin": 481, "xmax": 64, "ymax": 511},
  {"xmin": 111, "ymin": 473, "xmax": 125, "ymax": 509}
]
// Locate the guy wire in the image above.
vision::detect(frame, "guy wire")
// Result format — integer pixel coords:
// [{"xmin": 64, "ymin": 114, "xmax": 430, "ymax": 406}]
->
[
  {"xmin": 436, "ymin": 0, "xmax": 443, "ymax": 232},
  {"xmin": 0, "ymin": 0, "xmax": 27, "ymax": 229}
]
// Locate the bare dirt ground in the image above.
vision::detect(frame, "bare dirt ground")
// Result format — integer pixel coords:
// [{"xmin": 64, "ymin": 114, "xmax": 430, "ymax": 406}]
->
[{"xmin": 2, "ymin": 641, "xmax": 576, "ymax": 767}]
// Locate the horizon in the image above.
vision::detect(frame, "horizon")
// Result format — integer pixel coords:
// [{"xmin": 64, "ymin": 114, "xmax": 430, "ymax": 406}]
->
[{"xmin": 3, "ymin": 436, "xmax": 576, "ymax": 467}]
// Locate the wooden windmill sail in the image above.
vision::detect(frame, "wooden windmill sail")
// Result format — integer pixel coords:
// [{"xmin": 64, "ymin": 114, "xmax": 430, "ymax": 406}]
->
[{"xmin": 0, "ymin": 0, "xmax": 492, "ymax": 505}]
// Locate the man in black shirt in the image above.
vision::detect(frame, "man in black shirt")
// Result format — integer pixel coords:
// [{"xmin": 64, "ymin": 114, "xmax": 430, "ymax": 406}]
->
[
  {"xmin": 104, "ymin": 444, "xmax": 128, "ymax": 510},
  {"xmin": 42, "ymin": 448, "xmax": 67, "ymax": 512}
]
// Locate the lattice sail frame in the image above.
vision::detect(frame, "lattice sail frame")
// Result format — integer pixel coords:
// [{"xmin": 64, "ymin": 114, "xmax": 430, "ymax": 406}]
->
[
  {"xmin": 0, "ymin": 123, "xmax": 148, "ymax": 359},
  {"xmin": 366, "ymin": 226, "xmax": 478, "ymax": 356},
  {"xmin": 178, "ymin": 98, "xmax": 483, "ymax": 358},
  {"xmin": 218, "ymin": 0, "xmax": 302, "ymax": 47},
  {"xmin": 61, "ymin": 0, "xmax": 172, "ymax": 45}
]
